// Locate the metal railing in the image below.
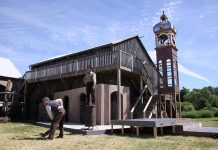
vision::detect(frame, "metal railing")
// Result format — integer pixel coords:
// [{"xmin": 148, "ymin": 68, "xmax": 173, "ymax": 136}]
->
[{"xmin": 24, "ymin": 50, "xmax": 142, "ymax": 82}]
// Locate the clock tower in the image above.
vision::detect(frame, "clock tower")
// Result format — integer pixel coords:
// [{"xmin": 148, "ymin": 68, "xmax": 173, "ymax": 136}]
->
[{"xmin": 153, "ymin": 11, "xmax": 180, "ymax": 118}]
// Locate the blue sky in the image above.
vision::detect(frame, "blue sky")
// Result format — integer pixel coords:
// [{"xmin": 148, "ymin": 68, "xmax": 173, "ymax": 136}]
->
[{"xmin": 0, "ymin": 0, "xmax": 218, "ymax": 89}]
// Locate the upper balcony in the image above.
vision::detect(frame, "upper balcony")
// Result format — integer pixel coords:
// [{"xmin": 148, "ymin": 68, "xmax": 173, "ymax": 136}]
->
[{"xmin": 24, "ymin": 50, "xmax": 143, "ymax": 83}]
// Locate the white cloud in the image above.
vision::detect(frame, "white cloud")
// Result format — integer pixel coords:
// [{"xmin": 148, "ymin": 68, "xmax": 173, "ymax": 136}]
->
[
  {"xmin": 178, "ymin": 64, "xmax": 210, "ymax": 83},
  {"xmin": 147, "ymin": 50, "xmax": 210, "ymax": 83}
]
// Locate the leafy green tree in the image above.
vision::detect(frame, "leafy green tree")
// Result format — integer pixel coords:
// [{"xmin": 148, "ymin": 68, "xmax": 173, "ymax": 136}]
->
[
  {"xmin": 181, "ymin": 86, "xmax": 218, "ymax": 110},
  {"xmin": 180, "ymin": 87, "xmax": 190, "ymax": 102}
]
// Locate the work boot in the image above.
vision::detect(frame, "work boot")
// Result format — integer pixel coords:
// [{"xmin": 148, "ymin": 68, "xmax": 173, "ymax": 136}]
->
[
  {"xmin": 56, "ymin": 135, "xmax": 63, "ymax": 138},
  {"xmin": 56, "ymin": 132, "xmax": 63, "ymax": 138}
]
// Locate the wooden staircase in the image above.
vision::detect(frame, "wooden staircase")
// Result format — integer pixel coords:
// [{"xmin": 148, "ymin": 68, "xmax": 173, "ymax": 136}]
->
[{"xmin": 130, "ymin": 61, "xmax": 157, "ymax": 119}]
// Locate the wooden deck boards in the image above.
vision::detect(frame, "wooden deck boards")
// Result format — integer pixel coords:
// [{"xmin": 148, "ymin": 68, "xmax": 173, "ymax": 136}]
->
[{"xmin": 111, "ymin": 118, "xmax": 176, "ymax": 137}]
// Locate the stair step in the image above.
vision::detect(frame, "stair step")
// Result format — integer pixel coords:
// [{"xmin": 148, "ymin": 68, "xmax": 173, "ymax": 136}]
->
[
  {"xmin": 175, "ymin": 118, "xmax": 192, "ymax": 124},
  {"xmin": 176, "ymin": 122, "xmax": 202, "ymax": 133},
  {"xmin": 181, "ymin": 127, "xmax": 218, "ymax": 137}
]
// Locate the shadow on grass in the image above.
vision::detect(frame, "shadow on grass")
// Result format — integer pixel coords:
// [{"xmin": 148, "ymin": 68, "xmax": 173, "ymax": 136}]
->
[
  {"xmin": 19, "ymin": 137, "xmax": 48, "ymax": 140},
  {"xmin": 17, "ymin": 134, "xmax": 50, "ymax": 141}
]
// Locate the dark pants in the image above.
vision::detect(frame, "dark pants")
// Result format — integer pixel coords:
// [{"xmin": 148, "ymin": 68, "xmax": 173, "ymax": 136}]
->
[
  {"xmin": 86, "ymin": 82, "xmax": 95, "ymax": 106},
  {"xmin": 49, "ymin": 108, "xmax": 65, "ymax": 139}
]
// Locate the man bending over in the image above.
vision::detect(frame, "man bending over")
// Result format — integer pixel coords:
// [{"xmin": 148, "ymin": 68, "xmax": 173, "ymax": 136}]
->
[{"xmin": 41, "ymin": 97, "xmax": 65, "ymax": 140}]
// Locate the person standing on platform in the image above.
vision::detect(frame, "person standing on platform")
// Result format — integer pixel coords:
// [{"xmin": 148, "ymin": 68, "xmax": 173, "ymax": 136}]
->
[
  {"xmin": 41, "ymin": 97, "xmax": 65, "ymax": 140},
  {"xmin": 83, "ymin": 65, "xmax": 96, "ymax": 106}
]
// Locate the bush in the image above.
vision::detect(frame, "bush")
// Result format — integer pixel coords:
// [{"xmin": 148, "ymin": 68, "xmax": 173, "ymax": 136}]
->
[
  {"xmin": 181, "ymin": 111, "xmax": 198, "ymax": 118},
  {"xmin": 214, "ymin": 111, "xmax": 218, "ymax": 117},
  {"xmin": 199, "ymin": 110, "xmax": 213, "ymax": 118},
  {"xmin": 181, "ymin": 102, "xmax": 195, "ymax": 111},
  {"xmin": 181, "ymin": 110, "xmax": 214, "ymax": 118},
  {"xmin": 202, "ymin": 107, "xmax": 218, "ymax": 111}
]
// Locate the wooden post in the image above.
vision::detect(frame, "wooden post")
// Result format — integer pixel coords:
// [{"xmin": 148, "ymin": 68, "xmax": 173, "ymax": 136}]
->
[
  {"xmin": 170, "ymin": 96, "xmax": 172, "ymax": 118},
  {"xmin": 23, "ymin": 81, "xmax": 27, "ymax": 120},
  {"xmin": 174, "ymin": 93, "xmax": 177, "ymax": 118},
  {"xmin": 172, "ymin": 125, "xmax": 175, "ymax": 135},
  {"xmin": 117, "ymin": 50, "xmax": 121, "ymax": 120},
  {"xmin": 140, "ymin": 76, "xmax": 143, "ymax": 104},
  {"xmin": 160, "ymin": 127, "xmax": 163, "ymax": 135},
  {"xmin": 131, "ymin": 55, "xmax": 134, "ymax": 71},
  {"xmin": 179, "ymin": 92, "xmax": 181, "ymax": 117},
  {"xmin": 153, "ymin": 127, "xmax": 157, "ymax": 138},
  {"xmin": 136, "ymin": 126, "xmax": 139, "ymax": 136},
  {"xmin": 111, "ymin": 124, "xmax": 113, "ymax": 134},
  {"xmin": 121, "ymin": 125, "xmax": 124, "ymax": 134}
]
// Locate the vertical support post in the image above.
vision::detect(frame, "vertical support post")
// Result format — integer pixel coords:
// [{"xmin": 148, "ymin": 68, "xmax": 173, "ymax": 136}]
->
[
  {"xmin": 95, "ymin": 54, "xmax": 98, "ymax": 68},
  {"xmin": 164, "ymin": 96, "xmax": 167, "ymax": 113},
  {"xmin": 170, "ymin": 99, "xmax": 172, "ymax": 118},
  {"xmin": 178, "ymin": 92, "xmax": 181, "ymax": 117},
  {"xmin": 160, "ymin": 127, "xmax": 163, "ymax": 135},
  {"xmin": 157, "ymin": 95, "xmax": 161, "ymax": 118},
  {"xmin": 76, "ymin": 60, "xmax": 78, "ymax": 75},
  {"xmin": 174, "ymin": 93, "xmax": 177, "ymax": 118},
  {"xmin": 136, "ymin": 126, "xmax": 139, "ymax": 136},
  {"xmin": 131, "ymin": 55, "xmax": 134, "ymax": 71},
  {"xmin": 117, "ymin": 50, "xmax": 121, "ymax": 120},
  {"xmin": 121, "ymin": 125, "xmax": 124, "ymax": 134},
  {"xmin": 153, "ymin": 127, "xmax": 157, "ymax": 138},
  {"xmin": 172, "ymin": 125, "xmax": 175, "ymax": 135},
  {"xmin": 140, "ymin": 76, "xmax": 143, "ymax": 104},
  {"xmin": 23, "ymin": 81, "xmax": 27, "ymax": 120},
  {"xmin": 111, "ymin": 124, "xmax": 113, "ymax": 134}
]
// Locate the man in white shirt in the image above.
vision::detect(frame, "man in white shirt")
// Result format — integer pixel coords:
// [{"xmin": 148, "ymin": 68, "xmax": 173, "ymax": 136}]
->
[
  {"xmin": 83, "ymin": 65, "xmax": 96, "ymax": 106},
  {"xmin": 41, "ymin": 97, "xmax": 65, "ymax": 140}
]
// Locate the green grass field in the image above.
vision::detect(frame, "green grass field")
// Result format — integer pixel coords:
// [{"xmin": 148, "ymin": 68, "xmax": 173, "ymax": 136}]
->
[{"xmin": 0, "ymin": 118, "xmax": 218, "ymax": 150}]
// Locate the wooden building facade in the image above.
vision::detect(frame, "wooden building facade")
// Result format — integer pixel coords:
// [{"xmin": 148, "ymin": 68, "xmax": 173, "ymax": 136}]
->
[{"xmin": 22, "ymin": 35, "xmax": 160, "ymax": 124}]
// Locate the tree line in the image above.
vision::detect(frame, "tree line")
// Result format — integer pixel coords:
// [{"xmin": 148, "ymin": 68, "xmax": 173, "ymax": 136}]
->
[{"xmin": 180, "ymin": 86, "xmax": 218, "ymax": 111}]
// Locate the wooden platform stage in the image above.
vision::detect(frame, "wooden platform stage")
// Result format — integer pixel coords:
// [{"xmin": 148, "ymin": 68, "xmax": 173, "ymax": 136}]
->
[
  {"xmin": 111, "ymin": 118, "xmax": 176, "ymax": 138},
  {"xmin": 34, "ymin": 122, "xmax": 130, "ymax": 135},
  {"xmin": 34, "ymin": 118, "xmax": 218, "ymax": 138}
]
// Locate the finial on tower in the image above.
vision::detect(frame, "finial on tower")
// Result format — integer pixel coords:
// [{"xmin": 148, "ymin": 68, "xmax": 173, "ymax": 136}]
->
[{"xmin": 160, "ymin": 10, "xmax": 168, "ymax": 21}]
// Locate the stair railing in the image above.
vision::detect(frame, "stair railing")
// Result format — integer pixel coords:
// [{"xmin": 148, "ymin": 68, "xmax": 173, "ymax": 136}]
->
[
  {"xmin": 141, "ymin": 63, "xmax": 154, "ymax": 95},
  {"xmin": 130, "ymin": 85, "xmax": 148, "ymax": 119},
  {"xmin": 142, "ymin": 95, "xmax": 153, "ymax": 118}
]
